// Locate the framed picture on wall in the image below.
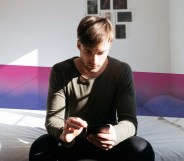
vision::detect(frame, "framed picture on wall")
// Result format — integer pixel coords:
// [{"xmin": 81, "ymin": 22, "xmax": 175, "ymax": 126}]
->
[
  {"xmin": 115, "ymin": 24, "xmax": 126, "ymax": 39},
  {"xmin": 100, "ymin": 0, "xmax": 110, "ymax": 10},
  {"xmin": 100, "ymin": 11, "xmax": 113, "ymax": 23},
  {"xmin": 87, "ymin": 0, "xmax": 98, "ymax": 14},
  {"xmin": 113, "ymin": 0, "xmax": 127, "ymax": 9},
  {"xmin": 116, "ymin": 12, "xmax": 132, "ymax": 22}
]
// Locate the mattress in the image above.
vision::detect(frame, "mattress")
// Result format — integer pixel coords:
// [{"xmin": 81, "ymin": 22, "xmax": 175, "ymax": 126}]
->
[
  {"xmin": 137, "ymin": 116, "xmax": 184, "ymax": 161},
  {"xmin": 0, "ymin": 108, "xmax": 184, "ymax": 161},
  {"xmin": 0, "ymin": 108, "xmax": 46, "ymax": 161}
]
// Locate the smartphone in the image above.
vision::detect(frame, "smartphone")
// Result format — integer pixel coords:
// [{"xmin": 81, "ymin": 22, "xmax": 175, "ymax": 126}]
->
[{"xmin": 86, "ymin": 124, "xmax": 110, "ymax": 136}]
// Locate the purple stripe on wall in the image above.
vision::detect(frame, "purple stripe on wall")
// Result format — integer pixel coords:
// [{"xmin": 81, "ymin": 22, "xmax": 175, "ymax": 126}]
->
[
  {"xmin": 0, "ymin": 65, "xmax": 184, "ymax": 117},
  {"xmin": 133, "ymin": 72, "xmax": 172, "ymax": 106},
  {"xmin": 0, "ymin": 65, "xmax": 50, "ymax": 110},
  {"xmin": 133, "ymin": 72, "xmax": 184, "ymax": 117}
]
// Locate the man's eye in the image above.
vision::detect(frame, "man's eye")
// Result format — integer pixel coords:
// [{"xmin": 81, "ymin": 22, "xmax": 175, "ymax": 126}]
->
[
  {"xmin": 97, "ymin": 51, "xmax": 105, "ymax": 55},
  {"xmin": 98, "ymin": 52, "xmax": 103, "ymax": 55},
  {"xmin": 84, "ymin": 51, "xmax": 91, "ymax": 54}
]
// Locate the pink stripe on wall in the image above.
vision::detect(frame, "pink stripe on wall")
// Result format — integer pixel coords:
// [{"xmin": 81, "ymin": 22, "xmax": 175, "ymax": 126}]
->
[
  {"xmin": 0, "ymin": 65, "xmax": 50, "ymax": 109},
  {"xmin": 134, "ymin": 72, "xmax": 172, "ymax": 106},
  {"xmin": 171, "ymin": 74, "xmax": 184, "ymax": 99},
  {"xmin": 0, "ymin": 65, "xmax": 38, "ymax": 92},
  {"xmin": 0, "ymin": 65, "xmax": 184, "ymax": 115},
  {"xmin": 0, "ymin": 65, "xmax": 50, "ymax": 93}
]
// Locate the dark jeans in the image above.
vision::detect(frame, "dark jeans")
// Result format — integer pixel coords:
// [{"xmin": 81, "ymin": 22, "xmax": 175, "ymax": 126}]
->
[{"xmin": 29, "ymin": 134, "xmax": 155, "ymax": 161}]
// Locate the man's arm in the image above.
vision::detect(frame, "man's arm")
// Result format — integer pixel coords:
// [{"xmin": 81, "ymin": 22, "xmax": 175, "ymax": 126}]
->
[
  {"xmin": 114, "ymin": 63, "xmax": 137, "ymax": 145},
  {"xmin": 45, "ymin": 66, "xmax": 66, "ymax": 140},
  {"xmin": 113, "ymin": 120, "xmax": 135, "ymax": 145}
]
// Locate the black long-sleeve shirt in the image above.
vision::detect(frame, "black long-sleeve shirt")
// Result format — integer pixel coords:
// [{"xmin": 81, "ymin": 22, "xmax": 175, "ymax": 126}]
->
[{"xmin": 45, "ymin": 56, "xmax": 137, "ymax": 145}]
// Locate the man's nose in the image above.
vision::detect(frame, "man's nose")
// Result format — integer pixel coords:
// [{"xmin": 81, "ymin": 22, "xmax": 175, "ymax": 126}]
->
[{"xmin": 90, "ymin": 54, "xmax": 99, "ymax": 63}]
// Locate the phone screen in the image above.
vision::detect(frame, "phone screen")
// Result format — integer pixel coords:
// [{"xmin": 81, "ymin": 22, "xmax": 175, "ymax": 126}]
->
[{"xmin": 86, "ymin": 124, "xmax": 110, "ymax": 136}]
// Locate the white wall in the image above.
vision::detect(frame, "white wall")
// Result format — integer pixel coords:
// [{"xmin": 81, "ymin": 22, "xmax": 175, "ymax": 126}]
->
[
  {"xmin": 111, "ymin": 0, "xmax": 171, "ymax": 73},
  {"xmin": 170, "ymin": 0, "xmax": 184, "ymax": 74},
  {"xmin": 0, "ymin": 0, "xmax": 85, "ymax": 66},
  {"xmin": 0, "ymin": 0, "xmax": 183, "ymax": 74}
]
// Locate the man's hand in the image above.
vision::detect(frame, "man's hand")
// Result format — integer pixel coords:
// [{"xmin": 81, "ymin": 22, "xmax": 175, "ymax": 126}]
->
[
  {"xmin": 60, "ymin": 117, "xmax": 87, "ymax": 143},
  {"xmin": 87, "ymin": 124, "xmax": 117, "ymax": 150}
]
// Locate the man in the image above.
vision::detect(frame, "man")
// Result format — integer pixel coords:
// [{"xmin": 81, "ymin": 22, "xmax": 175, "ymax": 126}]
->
[{"xmin": 29, "ymin": 16, "xmax": 155, "ymax": 161}]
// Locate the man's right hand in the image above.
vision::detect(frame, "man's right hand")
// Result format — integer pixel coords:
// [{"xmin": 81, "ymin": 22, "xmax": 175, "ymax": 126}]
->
[{"xmin": 59, "ymin": 117, "xmax": 88, "ymax": 143}]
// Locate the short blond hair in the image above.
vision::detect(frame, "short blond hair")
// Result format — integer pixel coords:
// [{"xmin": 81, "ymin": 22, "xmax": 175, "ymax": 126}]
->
[{"xmin": 77, "ymin": 16, "xmax": 113, "ymax": 47}]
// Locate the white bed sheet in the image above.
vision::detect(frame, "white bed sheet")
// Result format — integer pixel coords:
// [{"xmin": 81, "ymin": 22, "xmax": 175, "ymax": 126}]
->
[
  {"xmin": 137, "ymin": 116, "xmax": 184, "ymax": 161},
  {"xmin": 0, "ymin": 108, "xmax": 184, "ymax": 161},
  {"xmin": 0, "ymin": 108, "xmax": 46, "ymax": 161}
]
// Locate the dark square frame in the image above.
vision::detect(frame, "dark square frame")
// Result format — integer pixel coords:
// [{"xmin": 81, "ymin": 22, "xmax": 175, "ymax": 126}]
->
[
  {"xmin": 87, "ymin": 0, "xmax": 98, "ymax": 14},
  {"xmin": 113, "ymin": 0, "xmax": 127, "ymax": 10},
  {"xmin": 100, "ymin": 0, "xmax": 110, "ymax": 10},
  {"xmin": 117, "ymin": 12, "xmax": 132, "ymax": 22},
  {"xmin": 115, "ymin": 24, "xmax": 126, "ymax": 39}
]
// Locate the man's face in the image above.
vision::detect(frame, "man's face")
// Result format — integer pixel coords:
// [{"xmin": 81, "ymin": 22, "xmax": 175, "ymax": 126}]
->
[{"xmin": 77, "ymin": 41, "xmax": 111, "ymax": 73}]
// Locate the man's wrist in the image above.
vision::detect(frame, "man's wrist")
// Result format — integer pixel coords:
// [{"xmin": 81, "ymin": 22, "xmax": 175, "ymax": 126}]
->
[
  {"xmin": 58, "ymin": 128, "xmax": 75, "ymax": 148},
  {"xmin": 58, "ymin": 138, "xmax": 75, "ymax": 148}
]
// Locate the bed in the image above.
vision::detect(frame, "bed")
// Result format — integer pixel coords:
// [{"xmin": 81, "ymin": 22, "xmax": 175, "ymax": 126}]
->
[
  {"xmin": 0, "ymin": 95, "xmax": 184, "ymax": 161},
  {"xmin": 138, "ymin": 116, "xmax": 184, "ymax": 161},
  {"xmin": 0, "ymin": 108, "xmax": 46, "ymax": 161},
  {"xmin": 137, "ymin": 94, "xmax": 184, "ymax": 161},
  {"xmin": 1, "ymin": 66, "xmax": 184, "ymax": 161}
]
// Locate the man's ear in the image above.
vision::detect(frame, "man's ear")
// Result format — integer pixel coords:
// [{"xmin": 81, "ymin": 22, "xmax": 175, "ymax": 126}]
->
[
  {"xmin": 77, "ymin": 40, "xmax": 81, "ymax": 50},
  {"xmin": 109, "ymin": 41, "xmax": 112, "ymax": 49}
]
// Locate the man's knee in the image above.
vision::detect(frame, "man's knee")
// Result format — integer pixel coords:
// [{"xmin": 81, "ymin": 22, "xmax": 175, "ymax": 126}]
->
[
  {"xmin": 29, "ymin": 134, "xmax": 59, "ymax": 161},
  {"xmin": 123, "ymin": 136, "xmax": 155, "ymax": 161},
  {"xmin": 114, "ymin": 136, "xmax": 155, "ymax": 161}
]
